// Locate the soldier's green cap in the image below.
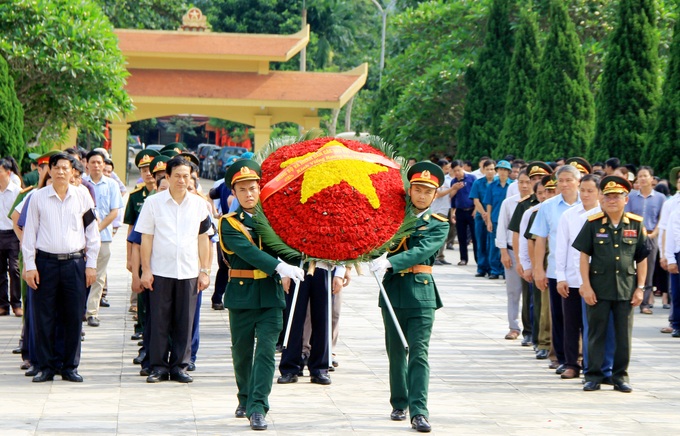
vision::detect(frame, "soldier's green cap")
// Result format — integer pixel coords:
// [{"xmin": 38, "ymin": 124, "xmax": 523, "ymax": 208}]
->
[
  {"xmin": 527, "ymin": 161, "xmax": 552, "ymax": 178},
  {"xmin": 670, "ymin": 166, "xmax": 680, "ymax": 183},
  {"xmin": 407, "ymin": 161, "xmax": 445, "ymax": 188},
  {"xmin": 225, "ymin": 159, "xmax": 261, "ymax": 187},
  {"xmin": 179, "ymin": 152, "xmax": 199, "ymax": 167},
  {"xmin": 160, "ymin": 149, "xmax": 179, "ymax": 158},
  {"xmin": 541, "ymin": 174, "xmax": 557, "ymax": 190},
  {"xmin": 150, "ymin": 155, "xmax": 171, "ymax": 174},
  {"xmin": 566, "ymin": 157, "xmax": 592, "ymax": 175},
  {"xmin": 134, "ymin": 149, "xmax": 160, "ymax": 168},
  {"xmin": 36, "ymin": 150, "xmax": 62, "ymax": 166},
  {"xmin": 161, "ymin": 143, "xmax": 186, "ymax": 155},
  {"xmin": 601, "ymin": 175, "xmax": 632, "ymax": 195}
]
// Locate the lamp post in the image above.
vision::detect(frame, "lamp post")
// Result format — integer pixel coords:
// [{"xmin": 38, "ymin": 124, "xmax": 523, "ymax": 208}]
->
[{"xmin": 370, "ymin": 0, "xmax": 394, "ymax": 85}]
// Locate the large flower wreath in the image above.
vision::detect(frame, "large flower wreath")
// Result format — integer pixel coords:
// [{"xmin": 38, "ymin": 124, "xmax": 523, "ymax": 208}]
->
[{"xmin": 253, "ymin": 131, "xmax": 415, "ymax": 265}]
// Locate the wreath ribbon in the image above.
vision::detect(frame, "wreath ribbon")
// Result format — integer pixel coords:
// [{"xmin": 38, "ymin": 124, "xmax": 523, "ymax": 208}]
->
[{"xmin": 260, "ymin": 140, "xmax": 400, "ymax": 203}]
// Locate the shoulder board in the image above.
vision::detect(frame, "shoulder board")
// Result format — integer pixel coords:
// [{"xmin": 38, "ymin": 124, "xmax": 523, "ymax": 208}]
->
[
  {"xmin": 520, "ymin": 194, "xmax": 531, "ymax": 202},
  {"xmin": 587, "ymin": 212, "xmax": 605, "ymax": 222},
  {"xmin": 431, "ymin": 213, "xmax": 447, "ymax": 222},
  {"xmin": 224, "ymin": 212, "xmax": 237, "ymax": 218},
  {"xmin": 129, "ymin": 185, "xmax": 144, "ymax": 195},
  {"xmin": 625, "ymin": 212, "xmax": 643, "ymax": 222},
  {"xmin": 20, "ymin": 186, "xmax": 34, "ymax": 194}
]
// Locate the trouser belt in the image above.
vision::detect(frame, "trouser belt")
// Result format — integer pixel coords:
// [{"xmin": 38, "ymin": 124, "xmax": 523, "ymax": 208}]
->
[
  {"xmin": 398, "ymin": 265, "xmax": 433, "ymax": 274},
  {"xmin": 36, "ymin": 249, "xmax": 85, "ymax": 261},
  {"xmin": 229, "ymin": 269, "xmax": 268, "ymax": 280}
]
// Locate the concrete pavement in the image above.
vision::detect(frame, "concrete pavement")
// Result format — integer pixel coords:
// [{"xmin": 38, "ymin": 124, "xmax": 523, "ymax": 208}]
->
[{"xmin": 1, "ymin": 185, "xmax": 679, "ymax": 434}]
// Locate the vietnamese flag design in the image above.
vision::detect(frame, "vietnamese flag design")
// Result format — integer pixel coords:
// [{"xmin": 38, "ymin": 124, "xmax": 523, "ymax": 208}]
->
[{"xmin": 260, "ymin": 137, "xmax": 406, "ymax": 261}]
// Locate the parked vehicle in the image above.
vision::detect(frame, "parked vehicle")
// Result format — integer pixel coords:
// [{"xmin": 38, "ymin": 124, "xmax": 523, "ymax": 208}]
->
[
  {"xmin": 202, "ymin": 147, "xmax": 222, "ymax": 179},
  {"xmin": 215, "ymin": 146, "xmax": 249, "ymax": 179},
  {"xmin": 197, "ymin": 144, "xmax": 220, "ymax": 162}
]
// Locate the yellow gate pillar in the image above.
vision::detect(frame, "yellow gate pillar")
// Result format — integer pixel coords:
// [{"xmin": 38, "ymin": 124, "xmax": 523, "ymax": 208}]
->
[
  {"xmin": 252, "ymin": 115, "xmax": 273, "ymax": 152},
  {"xmin": 61, "ymin": 127, "xmax": 78, "ymax": 150},
  {"xmin": 110, "ymin": 121, "xmax": 130, "ymax": 182}
]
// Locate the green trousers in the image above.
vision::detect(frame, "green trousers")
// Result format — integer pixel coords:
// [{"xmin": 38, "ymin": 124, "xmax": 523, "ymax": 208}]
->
[
  {"xmin": 229, "ymin": 307, "xmax": 282, "ymax": 417},
  {"xmin": 382, "ymin": 307, "xmax": 434, "ymax": 419},
  {"xmin": 585, "ymin": 300, "xmax": 633, "ymax": 384}
]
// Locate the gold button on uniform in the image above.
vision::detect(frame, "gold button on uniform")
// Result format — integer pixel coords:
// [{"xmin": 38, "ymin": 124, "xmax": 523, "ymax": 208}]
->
[
  {"xmin": 616, "ymin": 270, "xmax": 619, "ymax": 274},
  {"xmin": 424, "ymin": 280, "xmax": 429, "ymax": 284},
  {"xmin": 239, "ymin": 281, "xmax": 244, "ymax": 285},
  {"xmin": 616, "ymin": 256, "xmax": 620, "ymax": 260},
  {"xmin": 614, "ymin": 244, "xmax": 619, "ymax": 248}
]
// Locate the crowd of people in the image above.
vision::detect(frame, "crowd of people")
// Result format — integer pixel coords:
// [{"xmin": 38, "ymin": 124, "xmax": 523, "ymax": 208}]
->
[
  {"xmin": 2, "ymin": 142, "xmax": 679, "ymax": 431},
  {"xmin": 425, "ymin": 153, "xmax": 680, "ymax": 392}
]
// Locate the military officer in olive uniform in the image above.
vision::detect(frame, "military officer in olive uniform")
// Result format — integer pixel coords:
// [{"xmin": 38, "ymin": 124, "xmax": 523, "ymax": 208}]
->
[
  {"xmin": 219, "ymin": 160, "xmax": 305, "ymax": 431},
  {"xmin": 21, "ymin": 153, "xmax": 40, "ymax": 187},
  {"xmin": 370, "ymin": 161, "xmax": 449, "ymax": 433},
  {"xmin": 573, "ymin": 176, "xmax": 649, "ymax": 393}
]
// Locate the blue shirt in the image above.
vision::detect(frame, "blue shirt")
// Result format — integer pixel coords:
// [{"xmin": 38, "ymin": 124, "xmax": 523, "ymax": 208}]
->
[
  {"xmin": 83, "ymin": 175, "xmax": 123, "ymax": 242},
  {"xmin": 530, "ymin": 193, "xmax": 582, "ymax": 278},
  {"xmin": 450, "ymin": 173, "xmax": 476, "ymax": 209},
  {"xmin": 483, "ymin": 178, "xmax": 513, "ymax": 223},
  {"xmin": 625, "ymin": 189, "xmax": 666, "ymax": 231},
  {"xmin": 469, "ymin": 177, "xmax": 494, "ymax": 219}
]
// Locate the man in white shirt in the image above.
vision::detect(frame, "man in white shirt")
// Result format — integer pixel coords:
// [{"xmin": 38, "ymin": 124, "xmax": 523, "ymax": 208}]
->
[
  {"xmin": 22, "ymin": 153, "xmax": 100, "ymax": 382},
  {"xmin": 496, "ymin": 170, "xmax": 532, "ymax": 342},
  {"xmin": 663, "ymin": 170, "xmax": 680, "ymax": 337},
  {"xmin": 0, "ymin": 158, "xmax": 21, "ymax": 316},
  {"xmin": 137, "ymin": 157, "xmax": 212, "ymax": 383},
  {"xmin": 658, "ymin": 171, "xmax": 680, "ymax": 333}
]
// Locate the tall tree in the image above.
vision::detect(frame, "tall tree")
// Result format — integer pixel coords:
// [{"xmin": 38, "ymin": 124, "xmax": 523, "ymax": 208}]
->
[
  {"xmin": 589, "ymin": 0, "xmax": 659, "ymax": 163},
  {"xmin": 0, "ymin": 55, "xmax": 24, "ymax": 163},
  {"xmin": 525, "ymin": 0, "xmax": 594, "ymax": 160},
  {"xmin": 649, "ymin": 17, "xmax": 680, "ymax": 179},
  {"xmin": 456, "ymin": 0, "xmax": 515, "ymax": 160},
  {"xmin": 96, "ymin": 0, "xmax": 187, "ymax": 30},
  {"xmin": 495, "ymin": 5, "xmax": 541, "ymax": 159},
  {"xmin": 0, "ymin": 0, "xmax": 132, "ymax": 149}
]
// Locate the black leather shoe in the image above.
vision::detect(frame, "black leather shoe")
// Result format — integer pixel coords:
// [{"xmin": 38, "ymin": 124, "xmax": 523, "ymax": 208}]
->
[
  {"xmin": 249, "ymin": 412, "xmax": 267, "ymax": 430},
  {"xmin": 139, "ymin": 367, "xmax": 150, "ymax": 377},
  {"xmin": 535, "ymin": 349, "xmax": 549, "ymax": 360},
  {"xmin": 474, "ymin": 272, "xmax": 487, "ymax": 278},
  {"xmin": 25, "ymin": 366, "xmax": 39, "ymax": 377},
  {"xmin": 310, "ymin": 373, "xmax": 332, "ymax": 385},
  {"xmin": 613, "ymin": 381, "xmax": 633, "ymax": 393},
  {"xmin": 411, "ymin": 415, "xmax": 431, "ymax": 433},
  {"xmin": 87, "ymin": 316, "xmax": 100, "ymax": 327},
  {"xmin": 131, "ymin": 332, "xmax": 143, "ymax": 340},
  {"xmin": 137, "ymin": 340, "xmax": 144, "ymax": 347},
  {"xmin": 133, "ymin": 349, "xmax": 146, "ymax": 365},
  {"xmin": 555, "ymin": 364, "xmax": 567, "ymax": 375},
  {"xmin": 61, "ymin": 370, "xmax": 83, "ymax": 382},
  {"xmin": 187, "ymin": 362, "xmax": 196, "ymax": 372},
  {"xmin": 672, "ymin": 329, "xmax": 680, "ymax": 337},
  {"xmin": 212, "ymin": 303, "xmax": 225, "ymax": 310},
  {"xmin": 170, "ymin": 371, "xmax": 193, "ymax": 383},
  {"xmin": 583, "ymin": 381, "xmax": 601, "ymax": 391},
  {"xmin": 99, "ymin": 298, "xmax": 110, "ymax": 308},
  {"xmin": 235, "ymin": 405, "xmax": 247, "ymax": 418},
  {"xmin": 277, "ymin": 373, "xmax": 298, "ymax": 384},
  {"xmin": 521, "ymin": 336, "xmax": 532, "ymax": 347},
  {"xmin": 32, "ymin": 370, "xmax": 55, "ymax": 383},
  {"xmin": 390, "ymin": 409, "xmax": 406, "ymax": 421},
  {"xmin": 12, "ymin": 346, "xmax": 22, "ymax": 354},
  {"xmin": 488, "ymin": 274, "xmax": 499, "ymax": 280},
  {"xmin": 20, "ymin": 360, "xmax": 31, "ymax": 370},
  {"xmin": 438, "ymin": 259, "xmax": 451, "ymax": 265},
  {"xmin": 146, "ymin": 370, "xmax": 169, "ymax": 383}
]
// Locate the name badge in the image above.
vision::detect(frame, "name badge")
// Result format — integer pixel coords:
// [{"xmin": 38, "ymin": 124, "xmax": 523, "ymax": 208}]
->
[
  {"xmin": 623, "ymin": 230, "xmax": 638, "ymax": 238},
  {"xmin": 596, "ymin": 233, "xmax": 608, "ymax": 238}
]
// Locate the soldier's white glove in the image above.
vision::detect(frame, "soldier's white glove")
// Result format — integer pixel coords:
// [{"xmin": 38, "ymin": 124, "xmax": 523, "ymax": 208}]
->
[
  {"xmin": 369, "ymin": 257, "xmax": 392, "ymax": 273},
  {"xmin": 276, "ymin": 262, "xmax": 305, "ymax": 283}
]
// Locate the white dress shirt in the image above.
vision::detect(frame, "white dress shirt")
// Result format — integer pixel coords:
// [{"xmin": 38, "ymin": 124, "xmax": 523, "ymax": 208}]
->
[
  {"xmin": 658, "ymin": 193, "xmax": 680, "ymax": 259},
  {"xmin": 135, "ymin": 189, "xmax": 210, "ymax": 280},
  {"xmin": 495, "ymin": 194, "xmax": 521, "ymax": 250},
  {"xmin": 665, "ymin": 208, "xmax": 680, "ymax": 264},
  {"xmin": 0, "ymin": 181, "xmax": 20, "ymax": 230},
  {"xmin": 555, "ymin": 204, "xmax": 602, "ymax": 287},
  {"xmin": 519, "ymin": 204, "xmax": 541, "ymax": 272},
  {"xmin": 506, "ymin": 181, "xmax": 519, "ymax": 199},
  {"xmin": 22, "ymin": 185, "xmax": 101, "ymax": 270}
]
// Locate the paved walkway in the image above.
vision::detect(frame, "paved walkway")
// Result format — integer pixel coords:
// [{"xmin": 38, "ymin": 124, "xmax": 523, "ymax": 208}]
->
[{"xmin": 1, "ymin": 182, "xmax": 679, "ymax": 434}]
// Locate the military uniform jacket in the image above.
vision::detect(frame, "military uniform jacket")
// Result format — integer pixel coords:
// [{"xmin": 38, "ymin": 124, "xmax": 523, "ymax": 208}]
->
[
  {"xmin": 123, "ymin": 184, "xmax": 151, "ymax": 225},
  {"xmin": 219, "ymin": 207, "xmax": 286, "ymax": 310},
  {"xmin": 508, "ymin": 194, "xmax": 538, "ymax": 233},
  {"xmin": 381, "ymin": 210, "xmax": 448, "ymax": 310},
  {"xmin": 572, "ymin": 211, "xmax": 649, "ymax": 301}
]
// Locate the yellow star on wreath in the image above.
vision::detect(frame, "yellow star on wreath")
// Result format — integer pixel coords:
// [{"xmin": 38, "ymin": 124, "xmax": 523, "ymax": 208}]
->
[{"xmin": 281, "ymin": 142, "xmax": 388, "ymax": 209}]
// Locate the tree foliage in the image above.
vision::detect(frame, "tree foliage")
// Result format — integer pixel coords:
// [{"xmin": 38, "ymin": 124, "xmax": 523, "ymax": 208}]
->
[
  {"xmin": 96, "ymin": 0, "xmax": 187, "ymax": 30},
  {"xmin": 590, "ymin": 0, "xmax": 659, "ymax": 164},
  {"xmin": 650, "ymin": 16, "xmax": 680, "ymax": 179},
  {"xmin": 0, "ymin": 55, "xmax": 24, "ymax": 164},
  {"xmin": 495, "ymin": 5, "xmax": 540, "ymax": 159},
  {"xmin": 456, "ymin": 0, "xmax": 515, "ymax": 160},
  {"xmin": 525, "ymin": 0, "xmax": 594, "ymax": 160},
  {"xmin": 0, "ymin": 0, "xmax": 133, "ymax": 149}
]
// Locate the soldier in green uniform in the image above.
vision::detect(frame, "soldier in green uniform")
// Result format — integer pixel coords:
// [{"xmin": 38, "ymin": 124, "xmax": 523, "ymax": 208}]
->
[
  {"xmin": 21, "ymin": 153, "xmax": 40, "ymax": 187},
  {"xmin": 124, "ymin": 149, "xmax": 160, "ymax": 347},
  {"xmin": 370, "ymin": 161, "xmax": 449, "ymax": 433},
  {"xmin": 572, "ymin": 175, "xmax": 649, "ymax": 393},
  {"xmin": 219, "ymin": 159, "xmax": 305, "ymax": 431}
]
